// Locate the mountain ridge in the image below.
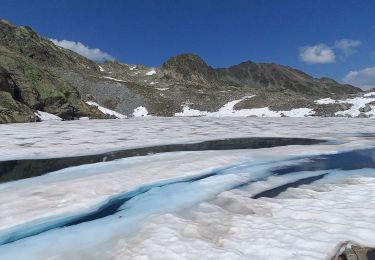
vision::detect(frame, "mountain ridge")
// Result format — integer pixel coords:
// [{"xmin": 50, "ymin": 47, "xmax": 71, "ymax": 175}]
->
[{"xmin": 0, "ymin": 19, "xmax": 370, "ymax": 123}]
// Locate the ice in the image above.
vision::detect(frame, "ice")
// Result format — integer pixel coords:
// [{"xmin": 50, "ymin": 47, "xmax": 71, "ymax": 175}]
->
[
  {"xmin": 85, "ymin": 101, "xmax": 127, "ymax": 119},
  {"xmin": 175, "ymin": 96, "xmax": 313, "ymax": 117},
  {"xmin": 0, "ymin": 118, "xmax": 375, "ymax": 259},
  {"xmin": 1, "ymin": 117, "xmax": 375, "ymax": 161},
  {"xmin": 34, "ymin": 111, "xmax": 62, "ymax": 121},
  {"xmin": 1, "ymin": 164, "xmax": 375, "ymax": 259},
  {"xmin": 106, "ymin": 169, "xmax": 375, "ymax": 260},
  {"xmin": 146, "ymin": 69, "xmax": 156, "ymax": 76},
  {"xmin": 132, "ymin": 106, "xmax": 149, "ymax": 117}
]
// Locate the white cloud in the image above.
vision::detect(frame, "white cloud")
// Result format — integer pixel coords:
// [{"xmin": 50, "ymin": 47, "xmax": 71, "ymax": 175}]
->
[
  {"xmin": 344, "ymin": 67, "xmax": 375, "ymax": 90},
  {"xmin": 299, "ymin": 44, "xmax": 336, "ymax": 64},
  {"xmin": 334, "ymin": 39, "xmax": 362, "ymax": 56},
  {"xmin": 50, "ymin": 39, "xmax": 114, "ymax": 62}
]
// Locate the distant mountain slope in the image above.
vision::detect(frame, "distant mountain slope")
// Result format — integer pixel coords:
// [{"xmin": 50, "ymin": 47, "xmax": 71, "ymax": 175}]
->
[{"xmin": 0, "ymin": 19, "xmax": 366, "ymax": 123}]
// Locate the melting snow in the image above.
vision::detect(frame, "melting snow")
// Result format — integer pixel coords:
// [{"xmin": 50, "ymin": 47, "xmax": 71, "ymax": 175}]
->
[
  {"xmin": 132, "ymin": 106, "xmax": 149, "ymax": 117},
  {"xmin": 86, "ymin": 101, "xmax": 126, "ymax": 119},
  {"xmin": 315, "ymin": 98, "xmax": 336, "ymax": 104},
  {"xmin": 315, "ymin": 93, "xmax": 375, "ymax": 117},
  {"xmin": 175, "ymin": 96, "xmax": 313, "ymax": 117},
  {"xmin": 364, "ymin": 92, "xmax": 375, "ymax": 97},
  {"xmin": 155, "ymin": 87, "xmax": 169, "ymax": 91},
  {"xmin": 1, "ymin": 117, "xmax": 374, "ymax": 161},
  {"xmin": 146, "ymin": 69, "xmax": 156, "ymax": 76},
  {"xmin": 335, "ymin": 96, "xmax": 375, "ymax": 117},
  {"xmin": 0, "ymin": 135, "xmax": 375, "ymax": 259},
  {"xmin": 102, "ymin": 76, "xmax": 126, "ymax": 83},
  {"xmin": 34, "ymin": 111, "xmax": 62, "ymax": 121},
  {"xmin": 98, "ymin": 65, "xmax": 105, "ymax": 72}
]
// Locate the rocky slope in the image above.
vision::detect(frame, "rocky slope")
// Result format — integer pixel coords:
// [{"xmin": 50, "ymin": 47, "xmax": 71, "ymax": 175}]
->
[
  {"xmin": 0, "ymin": 20, "xmax": 107, "ymax": 123},
  {"xmin": 0, "ymin": 19, "xmax": 368, "ymax": 123}
]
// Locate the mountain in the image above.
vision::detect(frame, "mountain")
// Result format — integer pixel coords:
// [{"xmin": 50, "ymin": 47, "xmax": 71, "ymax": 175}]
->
[{"xmin": 0, "ymin": 19, "xmax": 366, "ymax": 123}]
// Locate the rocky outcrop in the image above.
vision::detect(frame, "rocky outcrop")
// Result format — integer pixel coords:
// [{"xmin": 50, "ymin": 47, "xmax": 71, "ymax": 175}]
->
[
  {"xmin": 335, "ymin": 244, "xmax": 375, "ymax": 260},
  {"xmin": 0, "ymin": 66, "xmax": 35, "ymax": 123},
  {"xmin": 0, "ymin": 20, "xmax": 107, "ymax": 123},
  {"xmin": 162, "ymin": 53, "xmax": 218, "ymax": 84}
]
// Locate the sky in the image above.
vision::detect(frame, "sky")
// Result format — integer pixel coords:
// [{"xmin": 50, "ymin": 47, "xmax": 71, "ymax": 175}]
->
[{"xmin": 2, "ymin": 0, "xmax": 375, "ymax": 88}]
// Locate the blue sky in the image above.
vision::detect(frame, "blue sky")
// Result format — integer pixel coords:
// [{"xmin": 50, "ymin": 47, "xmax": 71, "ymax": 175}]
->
[{"xmin": 2, "ymin": 0, "xmax": 375, "ymax": 88}]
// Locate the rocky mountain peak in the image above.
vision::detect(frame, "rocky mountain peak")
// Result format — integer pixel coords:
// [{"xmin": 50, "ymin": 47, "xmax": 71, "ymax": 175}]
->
[
  {"xmin": 161, "ymin": 53, "xmax": 217, "ymax": 82},
  {"xmin": 162, "ymin": 53, "xmax": 209, "ymax": 70}
]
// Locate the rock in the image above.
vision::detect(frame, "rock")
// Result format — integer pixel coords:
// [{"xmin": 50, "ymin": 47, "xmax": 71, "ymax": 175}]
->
[
  {"xmin": 0, "ymin": 92, "xmax": 35, "ymax": 123},
  {"xmin": 358, "ymin": 113, "xmax": 369, "ymax": 118},
  {"xmin": 337, "ymin": 245, "xmax": 375, "ymax": 260},
  {"xmin": 0, "ymin": 20, "xmax": 108, "ymax": 123},
  {"xmin": 0, "ymin": 66, "xmax": 21, "ymax": 100},
  {"xmin": 359, "ymin": 105, "xmax": 372, "ymax": 113}
]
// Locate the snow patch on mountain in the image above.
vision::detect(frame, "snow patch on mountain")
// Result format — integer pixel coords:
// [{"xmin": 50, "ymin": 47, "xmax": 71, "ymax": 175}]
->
[
  {"xmin": 315, "ymin": 98, "xmax": 336, "ymax": 104},
  {"xmin": 86, "ymin": 101, "xmax": 126, "ymax": 119},
  {"xmin": 146, "ymin": 69, "xmax": 156, "ymax": 76},
  {"xmin": 34, "ymin": 111, "xmax": 62, "ymax": 121},
  {"xmin": 335, "ymin": 96, "xmax": 375, "ymax": 117},
  {"xmin": 176, "ymin": 96, "xmax": 313, "ymax": 117},
  {"xmin": 364, "ymin": 92, "xmax": 375, "ymax": 97},
  {"xmin": 102, "ymin": 76, "xmax": 126, "ymax": 83},
  {"xmin": 315, "ymin": 93, "xmax": 375, "ymax": 117},
  {"xmin": 133, "ymin": 106, "xmax": 149, "ymax": 117}
]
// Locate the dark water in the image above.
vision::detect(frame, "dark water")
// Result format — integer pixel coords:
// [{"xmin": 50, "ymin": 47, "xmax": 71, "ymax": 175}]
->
[
  {"xmin": 0, "ymin": 137, "xmax": 321, "ymax": 183},
  {"xmin": 252, "ymin": 148, "xmax": 375, "ymax": 198},
  {"xmin": 272, "ymin": 148, "xmax": 375, "ymax": 174}
]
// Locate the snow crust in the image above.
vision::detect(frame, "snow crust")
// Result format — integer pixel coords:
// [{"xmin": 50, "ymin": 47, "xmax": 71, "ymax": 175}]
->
[
  {"xmin": 85, "ymin": 101, "xmax": 126, "ymax": 119},
  {"xmin": 175, "ymin": 96, "xmax": 313, "ymax": 117},
  {"xmin": 34, "ymin": 111, "xmax": 62, "ymax": 121},
  {"xmin": 132, "ymin": 106, "xmax": 149, "ymax": 117}
]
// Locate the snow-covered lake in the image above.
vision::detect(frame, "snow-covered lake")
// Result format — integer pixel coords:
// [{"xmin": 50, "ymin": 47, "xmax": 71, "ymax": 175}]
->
[{"xmin": 0, "ymin": 117, "xmax": 375, "ymax": 259}]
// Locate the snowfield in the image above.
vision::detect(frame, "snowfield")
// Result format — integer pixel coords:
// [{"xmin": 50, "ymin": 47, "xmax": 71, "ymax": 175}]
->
[
  {"xmin": 0, "ymin": 118, "xmax": 375, "ymax": 259},
  {"xmin": 315, "ymin": 94, "xmax": 375, "ymax": 117},
  {"xmin": 35, "ymin": 110, "xmax": 62, "ymax": 121},
  {"xmin": 86, "ymin": 101, "xmax": 127, "ymax": 119},
  {"xmin": 175, "ymin": 96, "xmax": 314, "ymax": 117}
]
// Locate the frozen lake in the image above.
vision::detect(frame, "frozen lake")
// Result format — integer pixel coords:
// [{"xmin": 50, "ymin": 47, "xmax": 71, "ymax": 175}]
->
[{"xmin": 0, "ymin": 117, "xmax": 375, "ymax": 259}]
